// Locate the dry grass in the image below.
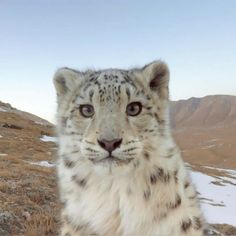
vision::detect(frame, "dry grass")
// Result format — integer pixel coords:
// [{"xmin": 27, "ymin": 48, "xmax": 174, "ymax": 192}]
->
[
  {"xmin": 3, "ymin": 155, "xmax": 25, "ymax": 164},
  {"xmin": 0, "ymin": 169, "xmax": 17, "ymax": 179},
  {"xmin": 0, "ymin": 124, "xmax": 60, "ymax": 235},
  {"xmin": 22, "ymin": 163, "xmax": 55, "ymax": 175},
  {"xmin": 24, "ymin": 211, "xmax": 58, "ymax": 236},
  {"xmin": 0, "ymin": 182, "xmax": 11, "ymax": 193}
]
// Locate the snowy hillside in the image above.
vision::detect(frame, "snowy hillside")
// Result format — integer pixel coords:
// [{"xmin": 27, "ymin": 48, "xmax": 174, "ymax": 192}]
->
[{"xmin": 191, "ymin": 166, "xmax": 236, "ymax": 227}]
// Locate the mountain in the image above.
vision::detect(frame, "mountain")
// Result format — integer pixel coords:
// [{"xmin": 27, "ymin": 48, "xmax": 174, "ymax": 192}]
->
[
  {"xmin": 170, "ymin": 95, "xmax": 236, "ymax": 128},
  {"xmin": 170, "ymin": 95, "xmax": 236, "ymax": 169}
]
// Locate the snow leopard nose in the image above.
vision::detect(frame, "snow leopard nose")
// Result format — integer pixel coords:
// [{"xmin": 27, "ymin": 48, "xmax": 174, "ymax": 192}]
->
[{"xmin": 97, "ymin": 138, "xmax": 122, "ymax": 153}]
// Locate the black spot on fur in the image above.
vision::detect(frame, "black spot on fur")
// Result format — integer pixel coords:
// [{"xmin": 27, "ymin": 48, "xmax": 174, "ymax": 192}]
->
[
  {"xmin": 144, "ymin": 129, "xmax": 155, "ymax": 133},
  {"xmin": 193, "ymin": 217, "xmax": 202, "ymax": 230},
  {"xmin": 174, "ymin": 170, "xmax": 178, "ymax": 184},
  {"xmin": 168, "ymin": 194, "xmax": 181, "ymax": 209},
  {"xmin": 150, "ymin": 174, "xmax": 158, "ymax": 184},
  {"xmin": 143, "ymin": 152, "xmax": 150, "ymax": 161},
  {"xmin": 85, "ymin": 147, "xmax": 99, "ymax": 153},
  {"xmin": 126, "ymin": 88, "xmax": 130, "ymax": 100},
  {"xmin": 125, "ymin": 140, "xmax": 136, "ymax": 145},
  {"xmin": 64, "ymin": 159, "xmax": 75, "ymax": 168},
  {"xmin": 150, "ymin": 167, "xmax": 170, "ymax": 184},
  {"xmin": 123, "ymin": 147, "xmax": 138, "ymax": 152},
  {"xmin": 94, "ymin": 80, "xmax": 100, "ymax": 86},
  {"xmin": 184, "ymin": 181, "xmax": 190, "ymax": 189},
  {"xmin": 143, "ymin": 188, "xmax": 151, "ymax": 200},
  {"xmin": 72, "ymin": 175, "xmax": 87, "ymax": 187},
  {"xmin": 118, "ymin": 85, "xmax": 121, "ymax": 93},
  {"xmin": 89, "ymin": 90, "xmax": 94, "ymax": 102},
  {"xmin": 181, "ymin": 218, "xmax": 192, "ymax": 232},
  {"xmin": 154, "ymin": 113, "xmax": 161, "ymax": 123},
  {"xmin": 154, "ymin": 113, "xmax": 165, "ymax": 125}
]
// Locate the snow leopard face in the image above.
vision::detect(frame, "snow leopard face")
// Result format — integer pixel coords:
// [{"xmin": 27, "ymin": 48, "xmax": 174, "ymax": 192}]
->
[{"xmin": 54, "ymin": 61, "xmax": 169, "ymax": 170}]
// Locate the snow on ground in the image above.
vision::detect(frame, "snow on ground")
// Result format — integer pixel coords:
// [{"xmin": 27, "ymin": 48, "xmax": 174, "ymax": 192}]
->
[
  {"xmin": 191, "ymin": 168, "xmax": 236, "ymax": 226},
  {"xmin": 204, "ymin": 165, "xmax": 236, "ymax": 176},
  {"xmin": 0, "ymin": 107, "xmax": 7, "ymax": 112},
  {"xmin": 34, "ymin": 121, "xmax": 48, "ymax": 126},
  {"xmin": 40, "ymin": 135, "xmax": 57, "ymax": 143},
  {"xmin": 201, "ymin": 144, "xmax": 216, "ymax": 150},
  {"xmin": 29, "ymin": 160, "xmax": 56, "ymax": 168},
  {"xmin": 0, "ymin": 153, "xmax": 8, "ymax": 156}
]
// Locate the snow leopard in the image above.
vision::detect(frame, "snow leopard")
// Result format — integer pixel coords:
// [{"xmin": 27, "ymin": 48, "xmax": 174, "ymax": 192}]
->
[{"xmin": 53, "ymin": 61, "xmax": 205, "ymax": 236}]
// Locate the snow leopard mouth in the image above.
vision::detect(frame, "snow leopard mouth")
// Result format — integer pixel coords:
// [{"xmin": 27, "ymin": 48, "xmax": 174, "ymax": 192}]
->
[{"xmin": 89, "ymin": 155, "xmax": 134, "ymax": 164}]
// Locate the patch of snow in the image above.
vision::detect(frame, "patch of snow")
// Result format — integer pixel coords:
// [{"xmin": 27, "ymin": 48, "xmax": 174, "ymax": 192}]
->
[
  {"xmin": 0, "ymin": 153, "xmax": 8, "ymax": 156},
  {"xmin": 201, "ymin": 144, "xmax": 216, "ymax": 149},
  {"xmin": 34, "ymin": 121, "xmax": 47, "ymax": 126},
  {"xmin": 191, "ymin": 170, "xmax": 236, "ymax": 226},
  {"xmin": 209, "ymin": 139, "xmax": 218, "ymax": 142},
  {"xmin": 206, "ymin": 228, "xmax": 222, "ymax": 235},
  {"xmin": 29, "ymin": 161, "xmax": 56, "ymax": 168},
  {"xmin": 216, "ymin": 175, "xmax": 236, "ymax": 185},
  {"xmin": 40, "ymin": 135, "xmax": 57, "ymax": 143},
  {"xmin": 203, "ymin": 165, "xmax": 236, "ymax": 176},
  {"xmin": 0, "ymin": 107, "xmax": 6, "ymax": 112}
]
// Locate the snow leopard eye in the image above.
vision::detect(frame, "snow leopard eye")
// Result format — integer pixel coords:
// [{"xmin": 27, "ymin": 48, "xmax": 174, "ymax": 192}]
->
[
  {"xmin": 126, "ymin": 102, "xmax": 142, "ymax": 116},
  {"xmin": 79, "ymin": 104, "xmax": 94, "ymax": 118}
]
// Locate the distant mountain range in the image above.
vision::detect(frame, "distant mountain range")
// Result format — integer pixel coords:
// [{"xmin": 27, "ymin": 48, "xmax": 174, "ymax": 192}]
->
[
  {"xmin": 170, "ymin": 95, "xmax": 236, "ymax": 128},
  {"xmin": 169, "ymin": 95, "xmax": 236, "ymax": 168}
]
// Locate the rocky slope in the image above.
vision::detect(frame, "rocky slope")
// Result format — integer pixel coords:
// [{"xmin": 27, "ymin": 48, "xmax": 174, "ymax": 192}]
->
[
  {"xmin": 170, "ymin": 95, "xmax": 236, "ymax": 128},
  {"xmin": 171, "ymin": 95, "xmax": 236, "ymax": 169}
]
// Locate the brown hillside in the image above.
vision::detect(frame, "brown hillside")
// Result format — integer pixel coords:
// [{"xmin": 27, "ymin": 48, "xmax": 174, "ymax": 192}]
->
[
  {"xmin": 170, "ymin": 95, "xmax": 236, "ymax": 128},
  {"xmin": 170, "ymin": 95, "xmax": 236, "ymax": 168},
  {"xmin": 0, "ymin": 101, "xmax": 59, "ymax": 235}
]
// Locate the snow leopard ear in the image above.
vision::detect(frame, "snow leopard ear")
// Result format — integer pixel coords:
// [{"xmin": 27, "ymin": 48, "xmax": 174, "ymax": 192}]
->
[
  {"xmin": 142, "ymin": 61, "xmax": 169, "ymax": 100},
  {"xmin": 53, "ymin": 68, "xmax": 81, "ymax": 97}
]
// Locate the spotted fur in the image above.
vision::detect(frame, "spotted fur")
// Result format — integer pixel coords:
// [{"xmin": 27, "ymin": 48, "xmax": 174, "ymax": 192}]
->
[{"xmin": 54, "ymin": 61, "xmax": 205, "ymax": 236}]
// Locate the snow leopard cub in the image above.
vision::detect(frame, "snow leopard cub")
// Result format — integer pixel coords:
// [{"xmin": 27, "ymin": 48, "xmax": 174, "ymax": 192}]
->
[{"xmin": 53, "ymin": 61, "xmax": 205, "ymax": 236}]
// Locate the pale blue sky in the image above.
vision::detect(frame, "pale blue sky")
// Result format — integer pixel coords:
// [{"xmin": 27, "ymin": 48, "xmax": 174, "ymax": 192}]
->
[{"xmin": 0, "ymin": 0, "xmax": 235, "ymax": 122}]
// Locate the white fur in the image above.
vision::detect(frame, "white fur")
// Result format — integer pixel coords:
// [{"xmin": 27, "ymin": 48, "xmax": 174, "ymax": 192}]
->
[{"xmin": 54, "ymin": 62, "xmax": 205, "ymax": 236}]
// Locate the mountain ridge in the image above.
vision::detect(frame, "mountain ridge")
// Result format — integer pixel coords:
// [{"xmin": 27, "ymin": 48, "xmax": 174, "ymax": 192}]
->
[{"xmin": 170, "ymin": 95, "xmax": 236, "ymax": 128}]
